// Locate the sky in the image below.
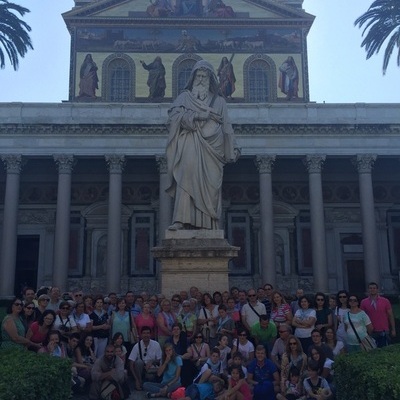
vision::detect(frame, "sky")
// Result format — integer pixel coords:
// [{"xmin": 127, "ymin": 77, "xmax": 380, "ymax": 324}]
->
[{"xmin": 0, "ymin": 0, "xmax": 398, "ymax": 103}]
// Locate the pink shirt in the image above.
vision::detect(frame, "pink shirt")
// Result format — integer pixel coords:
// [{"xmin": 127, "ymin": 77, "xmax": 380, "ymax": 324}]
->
[
  {"xmin": 135, "ymin": 314, "xmax": 157, "ymax": 339},
  {"xmin": 230, "ymin": 378, "xmax": 252, "ymax": 400},
  {"xmin": 271, "ymin": 303, "xmax": 291, "ymax": 325},
  {"xmin": 360, "ymin": 296, "xmax": 391, "ymax": 331}
]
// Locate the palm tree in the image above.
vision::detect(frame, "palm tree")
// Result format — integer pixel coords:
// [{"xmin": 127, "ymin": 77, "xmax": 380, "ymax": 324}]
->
[
  {"xmin": 0, "ymin": 0, "xmax": 33, "ymax": 70},
  {"xmin": 354, "ymin": 0, "xmax": 400, "ymax": 75}
]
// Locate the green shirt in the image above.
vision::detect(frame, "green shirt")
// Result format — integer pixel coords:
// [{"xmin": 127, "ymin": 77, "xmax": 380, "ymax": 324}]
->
[{"xmin": 251, "ymin": 321, "xmax": 277, "ymax": 344}]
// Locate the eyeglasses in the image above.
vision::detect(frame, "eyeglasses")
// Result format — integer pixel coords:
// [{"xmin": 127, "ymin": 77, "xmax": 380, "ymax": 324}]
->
[
  {"xmin": 339, "ymin": 295, "xmax": 347, "ymax": 299},
  {"xmin": 13, "ymin": 302, "xmax": 23, "ymax": 306},
  {"xmin": 25, "ymin": 306, "xmax": 35, "ymax": 310}
]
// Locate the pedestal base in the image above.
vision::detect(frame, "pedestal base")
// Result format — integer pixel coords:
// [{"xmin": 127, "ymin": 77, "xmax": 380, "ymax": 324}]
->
[{"xmin": 152, "ymin": 230, "xmax": 239, "ymax": 297}]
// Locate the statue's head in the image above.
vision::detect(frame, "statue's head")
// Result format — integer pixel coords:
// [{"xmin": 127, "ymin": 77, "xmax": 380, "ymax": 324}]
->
[{"xmin": 185, "ymin": 60, "xmax": 219, "ymax": 95}]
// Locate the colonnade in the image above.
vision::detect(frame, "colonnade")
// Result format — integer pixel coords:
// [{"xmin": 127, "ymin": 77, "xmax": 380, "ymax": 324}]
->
[{"xmin": 0, "ymin": 153, "xmax": 379, "ymax": 297}]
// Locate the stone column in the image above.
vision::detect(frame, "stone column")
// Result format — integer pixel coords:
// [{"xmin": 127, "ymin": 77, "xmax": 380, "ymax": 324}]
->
[
  {"xmin": 0, "ymin": 155, "xmax": 23, "ymax": 298},
  {"xmin": 53, "ymin": 155, "xmax": 74, "ymax": 290},
  {"xmin": 304, "ymin": 155, "xmax": 328, "ymax": 293},
  {"xmin": 354, "ymin": 154, "xmax": 379, "ymax": 285},
  {"xmin": 255, "ymin": 154, "xmax": 276, "ymax": 286},
  {"xmin": 105, "ymin": 154, "xmax": 125, "ymax": 293},
  {"xmin": 156, "ymin": 155, "xmax": 172, "ymax": 242}
]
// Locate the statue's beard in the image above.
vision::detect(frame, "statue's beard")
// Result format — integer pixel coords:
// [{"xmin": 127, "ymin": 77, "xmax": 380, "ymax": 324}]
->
[{"xmin": 193, "ymin": 82, "xmax": 209, "ymax": 101}]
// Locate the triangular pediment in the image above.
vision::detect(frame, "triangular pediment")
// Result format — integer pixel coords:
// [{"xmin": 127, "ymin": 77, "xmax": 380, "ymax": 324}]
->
[{"xmin": 63, "ymin": 0, "xmax": 314, "ymax": 21}]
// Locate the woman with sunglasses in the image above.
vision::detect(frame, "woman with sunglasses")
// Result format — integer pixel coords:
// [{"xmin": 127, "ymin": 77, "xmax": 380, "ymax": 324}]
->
[
  {"xmin": 280, "ymin": 335, "xmax": 307, "ymax": 393},
  {"xmin": 177, "ymin": 300, "xmax": 197, "ymax": 342},
  {"xmin": 54, "ymin": 301, "xmax": 78, "ymax": 342},
  {"xmin": 26, "ymin": 309, "xmax": 56, "ymax": 350},
  {"xmin": 21, "ymin": 301, "xmax": 36, "ymax": 333},
  {"xmin": 231, "ymin": 330, "xmax": 254, "ymax": 366},
  {"xmin": 183, "ymin": 332, "xmax": 210, "ymax": 371},
  {"xmin": 314, "ymin": 292, "xmax": 333, "ymax": 335},
  {"xmin": 334, "ymin": 290, "xmax": 349, "ymax": 345},
  {"xmin": 1, "ymin": 297, "xmax": 40, "ymax": 350},
  {"xmin": 342, "ymin": 294, "xmax": 373, "ymax": 353}
]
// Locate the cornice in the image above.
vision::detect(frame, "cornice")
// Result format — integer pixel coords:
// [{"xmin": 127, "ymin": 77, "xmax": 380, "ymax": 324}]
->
[{"xmin": 1, "ymin": 123, "xmax": 399, "ymax": 137}]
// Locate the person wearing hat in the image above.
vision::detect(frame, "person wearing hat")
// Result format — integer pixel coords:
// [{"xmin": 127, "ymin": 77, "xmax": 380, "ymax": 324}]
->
[
  {"xmin": 35, "ymin": 294, "xmax": 51, "ymax": 321},
  {"xmin": 177, "ymin": 300, "xmax": 197, "ymax": 342},
  {"xmin": 54, "ymin": 301, "xmax": 78, "ymax": 342}
]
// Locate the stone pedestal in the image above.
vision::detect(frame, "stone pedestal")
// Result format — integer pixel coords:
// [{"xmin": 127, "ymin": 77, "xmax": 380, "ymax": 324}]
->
[{"xmin": 152, "ymin": 230, "xmax": 239, "ymax": 297}]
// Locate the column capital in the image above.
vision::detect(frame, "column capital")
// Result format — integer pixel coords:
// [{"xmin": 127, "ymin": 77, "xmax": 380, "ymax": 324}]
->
[
  {"xmin": 53, "ymin": 154, "xmax": 75, "ymax": 173},
  {"xmin": 105, "ymin": 154, "xmax": 125, "ymax": 173},
  {"xmin": 155, "ymin": 154, "xmax": 168, "ymax": 174},
  {"xmin": 304, "ymin": 154, "xmax": 326, "ymax": 173},
  {"xmin": 1, "ymin": 154, "xmax": 23, "ymax": 173},
  {"xmin": 354, "ymin": 154, "xmax": 377, "ymax": 174},
  {"xmin": 254, "ymin": 154, "xmax": 276, "ymax": 174}
]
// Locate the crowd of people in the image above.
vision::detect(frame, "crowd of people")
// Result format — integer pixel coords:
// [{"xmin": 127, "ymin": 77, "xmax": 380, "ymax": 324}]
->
[{"xmin": 0, "ymin": 282, "xmax": 396, "ymax": 400}]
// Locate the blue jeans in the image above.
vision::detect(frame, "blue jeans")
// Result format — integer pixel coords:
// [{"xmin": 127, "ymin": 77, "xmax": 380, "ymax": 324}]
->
[{"xmin": 143, "ymin": 381, "xmax": 181, "ymax": 395}]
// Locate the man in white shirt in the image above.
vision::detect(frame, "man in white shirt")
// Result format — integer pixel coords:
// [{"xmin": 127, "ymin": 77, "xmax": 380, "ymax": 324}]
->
[
  {"xmin": 128, "ymin": 326, "xmax": 162, "ymax": 391},
  {"xmin": 241, "ymin": 288, "xmax": 266, "ymax": 332}
]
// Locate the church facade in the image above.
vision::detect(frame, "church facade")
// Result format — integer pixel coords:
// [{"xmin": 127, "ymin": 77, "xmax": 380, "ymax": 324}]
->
[{"xmin": 1, "ymin": 0, "xmax": 400, "ymax": 298}]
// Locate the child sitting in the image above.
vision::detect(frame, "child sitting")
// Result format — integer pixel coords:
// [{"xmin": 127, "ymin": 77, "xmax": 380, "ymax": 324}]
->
[
  {"xmin": 303, "ymin": 361, "xmax": 332, "ymax": 400},
  {"xmin": 224, "ymin": 366, "xmax": 252, "ymax": 400},
  {"xmin": 194, "ymin": 347, "xmax": 224, "ymax": 384},
  {"xmin": 277, "ymin": 366, "xmax": 305, "ymax": 400}
]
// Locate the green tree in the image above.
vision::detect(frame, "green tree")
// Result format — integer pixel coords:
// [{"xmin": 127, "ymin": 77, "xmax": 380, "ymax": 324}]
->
[
  {"xmin": 355, "ymin": 0, "xmax": 400, "ymax": 75},
  {"xmin": 0, "ymin": 0, "xmax": 33, "ymax": 70}
]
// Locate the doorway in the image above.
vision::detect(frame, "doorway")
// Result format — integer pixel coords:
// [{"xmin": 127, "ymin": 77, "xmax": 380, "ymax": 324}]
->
[
  {"xmin": 14, "ymin": 235, "xmax": 40, "ymax": 296},
  {"xmin": 346, "ymin": 259, "xmax": 365, "ymax": 295}
]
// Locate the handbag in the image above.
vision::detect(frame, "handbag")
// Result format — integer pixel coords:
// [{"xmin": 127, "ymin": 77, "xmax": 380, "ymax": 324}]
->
[
  {"xmin": 100, "ymin": 380, "xmax": 121, "ymax": 400},
  {"xmin": 347, "ymin": 312, "xmax": 377, "ymax": 352}
]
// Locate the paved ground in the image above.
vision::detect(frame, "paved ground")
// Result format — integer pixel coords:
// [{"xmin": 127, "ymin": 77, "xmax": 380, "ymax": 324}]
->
[{"xmin": 72, "ymin": 380, "xmax": 170, "ymax": 400}]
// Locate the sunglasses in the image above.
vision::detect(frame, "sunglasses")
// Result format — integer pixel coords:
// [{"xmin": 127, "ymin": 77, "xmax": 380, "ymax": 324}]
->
[
  {"xmin": 144, "ymin": 347, "xmax": 148, "ymax": 357},
  {"xmin": 25, "ymin": 306, "xmax": 35, "ymax": 310},
  {"xmin": 316, "ymin": 298, "xmax": 324, "ymax": 301},
  {"xmin": 13, "ymin": 302, "xmax": 23, "ymax": 306},
  {"xmin": 349, "ymin": 298, "xmax": 358, "ymax": 302},
  {"xmin": 339, "ymin": 295, "xmax": 347, "ymax": 298},
  {"xmin": 195, "ymin": 336, "xmax": 203, "ymax": 339},
  {"xmin": 75, "ymin": 294, "xmax": 83, "ymax": 297}
]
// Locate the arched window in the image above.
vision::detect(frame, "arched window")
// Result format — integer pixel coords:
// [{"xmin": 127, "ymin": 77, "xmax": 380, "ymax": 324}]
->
[
  {"xmin": 172, "ymin": 54, "xmax": 202, "ymax": 98},
  {"xmin": 243, "ymin": 54, "xmax": 277, "ymax": 103},
  {"xmin": 102, "ymin": 54, "xmax": 135, "ymax": 102}
]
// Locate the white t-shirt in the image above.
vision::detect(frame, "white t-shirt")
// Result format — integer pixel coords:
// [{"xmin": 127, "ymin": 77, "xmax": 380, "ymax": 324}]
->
[
  {"xmin": 232, "ymin": 338, "xmax": 255, "ymax": 362},
  {"xmin": 294, "ymin": 308, "xmax": 316, "ymax": 338},
  {"xmin": 128, "ymin": 339, "xmax": 162, "ymax": 363}
]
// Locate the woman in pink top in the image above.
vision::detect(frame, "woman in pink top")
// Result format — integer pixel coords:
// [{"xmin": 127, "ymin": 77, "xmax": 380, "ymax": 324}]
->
[
  {"xmin": 135, "ymin": 302, "xmax": 157, "ymax": 339},
  {"xmin": 271, "ymin": 290, "xmax": 293, "ymax": 329},
  {"xmin": 26, "ymin": 310, "xmax": 56, "ymax": 349}
]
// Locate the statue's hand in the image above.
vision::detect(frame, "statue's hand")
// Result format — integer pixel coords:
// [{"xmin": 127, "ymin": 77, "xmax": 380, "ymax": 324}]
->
[{"xmin": 195, "ymin": 111, "xmax": 210, "ymax": 121}]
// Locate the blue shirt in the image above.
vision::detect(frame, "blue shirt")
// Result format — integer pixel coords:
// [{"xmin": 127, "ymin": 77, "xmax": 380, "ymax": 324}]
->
[{"xmin": 247, "ymin": 358, "xmax": 277, "ymax": 383}]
